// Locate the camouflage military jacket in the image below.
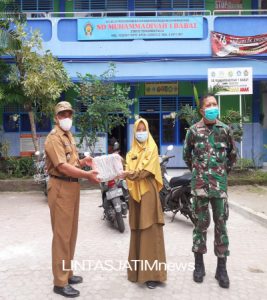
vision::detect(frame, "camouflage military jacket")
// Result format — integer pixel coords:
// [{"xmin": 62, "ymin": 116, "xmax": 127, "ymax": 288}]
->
[{"xmin": 183, "ymin": 119, "xmax": 237, "ymax": 198}]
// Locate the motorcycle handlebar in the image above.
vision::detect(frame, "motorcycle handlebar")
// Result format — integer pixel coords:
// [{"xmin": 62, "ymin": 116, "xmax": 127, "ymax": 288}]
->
[{"xmin": 160, "ymin": 155, "xmax": 175, "ymax": 164}]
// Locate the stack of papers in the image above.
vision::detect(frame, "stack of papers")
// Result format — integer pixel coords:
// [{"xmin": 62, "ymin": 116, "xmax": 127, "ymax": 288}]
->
[{"xmin": 92, "ymin": 153, "xmax": 123, "ymax": 182}]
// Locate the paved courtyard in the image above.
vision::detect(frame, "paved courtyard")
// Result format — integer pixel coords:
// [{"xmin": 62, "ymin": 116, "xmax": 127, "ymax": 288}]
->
[{"xmin": 0, "ymin": 189, "xmax": 267, "ymax": 300}]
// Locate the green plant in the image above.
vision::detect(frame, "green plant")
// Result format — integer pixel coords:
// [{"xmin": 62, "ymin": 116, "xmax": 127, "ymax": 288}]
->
[
  {"xmin": 0, "ymin": 140, "xmax": 9, "ymax": 158},
  {"xmin": 74, "ymin": 64, "xmax": 135, "ymax": 155},
  {"xmin": 234, "ymin": 158, "xmax": 254, "ymax": 170},
  {"xmin": 0, "ymin": 0, "xmax": 24, "ymax": 54},
  {"xmin": 18, "ymin": 157, "xmax": 35, "ymax": 176},
  {"xmin": 3, "ymin": 156, "xmax": 34, "ymax": 177},
  {"xmin": 3, "ymin": 23, "xmax": 73, "ymax": 152},
  {"xmin": 176, "ymin": 104, "xmax": 201, "ymax": 127},
  {"xmin": 220, "ymin": 110, "xmax": 243, "ymax": 143},
  {"xmin": 0, "ymin": 171, "xmax": 8, "ymax": 179},
  {"xmin": 228, "ymin": 169, "xmax": 267, "ymax": 186}
]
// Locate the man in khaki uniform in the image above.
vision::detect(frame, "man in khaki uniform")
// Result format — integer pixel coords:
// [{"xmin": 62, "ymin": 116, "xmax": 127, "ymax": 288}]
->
[{"xmin": 45, "ymin": 101, "xmax": 99, "ymax": 298}]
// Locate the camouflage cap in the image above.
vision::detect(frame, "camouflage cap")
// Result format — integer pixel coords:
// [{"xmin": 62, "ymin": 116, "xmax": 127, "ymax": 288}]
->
[{"xmin": 55, "ymin": 101, "xmax": 74, "ymax": 115}]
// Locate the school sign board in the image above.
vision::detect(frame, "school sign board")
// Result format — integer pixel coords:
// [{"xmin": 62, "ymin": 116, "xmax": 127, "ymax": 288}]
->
[{"xmin": 77, "ymin": 16, "xmax": 203, "ymax": 40}]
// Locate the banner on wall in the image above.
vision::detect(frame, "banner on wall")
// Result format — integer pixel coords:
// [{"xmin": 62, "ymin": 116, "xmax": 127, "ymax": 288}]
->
[
  {"xmin": 208, "ymin": 67, "xmax": 253, "ymax": 95},
  {"xmin": 211, "ymin": 31, "xmax": 267, "ymax": 57},
  {"xmin": 215, "ymin": 0, "xmax": 243, "ymax": 10},
  {"xmin": 77, "ymin": 16, "xmax": 203, "ymax": 40},
  {"xmin": 20, "ymin": 134, "xmax": 47, "ymax": 156},
  {"xmin": 145, "ymin": 82, "xmax": 178, "ymax": 95}
]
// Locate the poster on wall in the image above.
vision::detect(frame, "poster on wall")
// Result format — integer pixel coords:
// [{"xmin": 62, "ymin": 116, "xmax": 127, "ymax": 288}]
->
[
  {"xmin": 145, "ymin": 82, "xmax": 178, "ymax": 95},
  {"xmin": 211, "ymin": 31, "xmax": 267, "ymax": 57},
  {"xmin": 20, "ymin": 134, "xmax": 47, "ymax": 156},
  {"xmin": 215, "ymin": 0, "xmax": 243, "ymax": 9},
  {"xmin": 208, "ymin": 67, "xmax": 253, "ymax": 95}
]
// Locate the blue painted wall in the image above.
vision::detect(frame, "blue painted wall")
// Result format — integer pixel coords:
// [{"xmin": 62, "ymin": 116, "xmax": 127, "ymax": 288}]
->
[{"xmin": 21, "ymin": 16, "xmax": 267, "ymax": 82}]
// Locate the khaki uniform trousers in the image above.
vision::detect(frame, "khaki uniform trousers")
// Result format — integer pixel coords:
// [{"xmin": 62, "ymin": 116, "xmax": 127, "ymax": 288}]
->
[{"xmin": 47, "ymin": 177, "xmax": 80, "ymax": 287}]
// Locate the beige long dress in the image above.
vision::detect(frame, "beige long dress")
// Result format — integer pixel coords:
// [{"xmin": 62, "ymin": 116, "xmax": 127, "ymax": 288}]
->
[{"xmin": 127, "ymin": 170, "xmax": 167, "ymax": 283}]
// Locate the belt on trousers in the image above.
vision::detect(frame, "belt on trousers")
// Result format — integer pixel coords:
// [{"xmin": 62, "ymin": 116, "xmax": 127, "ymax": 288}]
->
[{"xmin": 50, "ymin": 175, "xmax": 79, "ymax": 182}]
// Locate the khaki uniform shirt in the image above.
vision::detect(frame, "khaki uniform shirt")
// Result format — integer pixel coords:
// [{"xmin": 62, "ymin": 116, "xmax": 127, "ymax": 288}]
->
[{"xmin": 45, "ymin": 125, "xmax": 80, "ymax": 176}]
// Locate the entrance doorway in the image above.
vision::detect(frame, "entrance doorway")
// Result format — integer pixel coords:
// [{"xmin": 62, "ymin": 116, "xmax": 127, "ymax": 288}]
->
[{"xmin": 108, "ymin": 121, "xmax": 128, "ymax": 157}]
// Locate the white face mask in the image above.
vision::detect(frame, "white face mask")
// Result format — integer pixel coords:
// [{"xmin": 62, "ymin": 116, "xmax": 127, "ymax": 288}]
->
[
  {"xmin": 59, "ymin": 118, "xmax": 72, "ymax": 131},
  {"xmin": 135, "ymin": 131, "xmax": 148, "ymax": 143}
]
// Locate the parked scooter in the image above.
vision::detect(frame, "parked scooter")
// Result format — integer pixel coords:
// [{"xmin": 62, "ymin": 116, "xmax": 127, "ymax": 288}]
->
[
  {"xmin": 99, "ymin": 142, "xmax": 129, "ymax": 233},
  {"xmin": 33, "ymin": 151, "xmax": 49, "ymax": 196},
  {"xmin": 159, "ymin": 145, "xmax": 196, "ymax": 225}
]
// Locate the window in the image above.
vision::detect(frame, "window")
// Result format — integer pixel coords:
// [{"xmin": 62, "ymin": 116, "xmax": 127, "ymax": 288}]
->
[
  {"xmin": 3, "ymin": 113, "xmax": 19, "ymax": 132},
  {"xmin": 135, "ymin": 0, "xmax": 205, "ymax": 10},
  {"xmin": 74, "ymin": 0, "xmax": 128, "ymax": 11},
  {"xmin": 14, "ymin": 0, "xmax": 53, "ymax": 11},
  {"xmin": 139, "ymin": 96, "xmax": 194, "ymax": 145},
  {"xmin": 3, "ymin": 112, "xmax": 51, "ymax": 132},
  {"xmin": 141, "ymin": 113, "xmax": 160, "ymax": 147}
]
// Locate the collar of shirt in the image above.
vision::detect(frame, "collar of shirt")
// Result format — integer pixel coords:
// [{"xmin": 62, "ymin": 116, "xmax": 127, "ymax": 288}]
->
[
  {"xmin": 197, "ymin": 118, "xmax": 224, "ymax": 129},
  {"xmin": 55, "ymin": 124, "xmax": 72, "ymax": 139}
]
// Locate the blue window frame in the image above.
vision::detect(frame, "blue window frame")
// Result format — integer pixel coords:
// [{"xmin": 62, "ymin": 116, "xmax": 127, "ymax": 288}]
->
[
  {"xmin": 74, "ymin": 0, "xmax": 205, "ymax": 12},
  {"xmin": 3, "ymin": 113, "xmax": 19, "ymax": 132},
  {"xmin": 3, "ymin": 110, "xmax": 51, "ymax": 133},
  {"xmin": 134, "ymin": 0, "xmax": 205, "ymax": 10},
  {"xmin": 14, "ymin": 0, "xmax": 54, "ymax": 11},
  {"xmin": 139, "ymin": 96, "xmax": 194, "ymax": 146},
  {"xmin": 74, "ymin": 0, "xmax": 128, "ymax": 11}
]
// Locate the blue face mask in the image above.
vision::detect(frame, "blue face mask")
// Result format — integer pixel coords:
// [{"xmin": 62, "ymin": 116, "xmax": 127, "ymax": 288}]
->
[
  {"xmin": 204, "ymin": 107, "xmax": 219, "ymax": 121},
  {"xmin": 135, "ymin": 131, "xmax": 148, "ymax": 143}
]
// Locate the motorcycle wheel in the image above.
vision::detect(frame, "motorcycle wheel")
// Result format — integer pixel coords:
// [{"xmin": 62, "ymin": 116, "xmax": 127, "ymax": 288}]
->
[
  {"xmin": 115, "ymin": 212, "xmax": 125, "ymax": 233},
  {"xmin": 159, "ymin": 188, "xmax": 168, "ymax": 212}
]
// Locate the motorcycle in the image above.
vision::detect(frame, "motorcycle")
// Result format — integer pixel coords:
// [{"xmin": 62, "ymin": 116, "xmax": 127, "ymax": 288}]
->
[
  {"xmin": 99, "ymin": 142, "xmax": 130, "ymax": 233},
  {"xmin": 159, "ymin": 145, "xmax": 196, "ymax": 225},
  {"xmin": 33, "ymin": 151, "xmax": 49, "ymax": 196}
]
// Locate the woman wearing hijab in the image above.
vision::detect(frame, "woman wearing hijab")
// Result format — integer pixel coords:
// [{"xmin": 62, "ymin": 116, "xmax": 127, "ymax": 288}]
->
[{"xmin": 123, "ymin": 118, "xmax": 167, "ymax": 289}]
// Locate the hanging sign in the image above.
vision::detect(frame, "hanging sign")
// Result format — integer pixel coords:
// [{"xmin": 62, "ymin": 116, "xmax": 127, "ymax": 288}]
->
[
  {"xmin": 208, "ymin": 67, "xmax": 253, "ymax": 95},
  {"xmin": 145, "ymin": 82, "xmax": 178, "ymax": 95},
  {"xmin": 78, "ymin": 16, "xmax": 203, "ymax": 40}
]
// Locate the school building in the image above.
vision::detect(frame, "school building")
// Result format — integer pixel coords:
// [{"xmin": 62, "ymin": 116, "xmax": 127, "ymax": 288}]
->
[{"xmin": 1, "ymin": 0, "xmax": 267, "ymax": 167}]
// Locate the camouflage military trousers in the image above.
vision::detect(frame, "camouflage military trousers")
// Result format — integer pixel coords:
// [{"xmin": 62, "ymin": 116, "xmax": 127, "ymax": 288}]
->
[{"xmin": 192, "ymin": 196, "xmax": 229, "ymax": 258}]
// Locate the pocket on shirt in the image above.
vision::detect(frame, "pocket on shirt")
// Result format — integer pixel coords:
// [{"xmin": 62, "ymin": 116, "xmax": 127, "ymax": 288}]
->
[
  {"xmin": 64, "ymin": 145, "xmax": 73, "ymax": 161},
  {"xmin": 194, "ymin": 142, "xmax": 206, "ymax": 160},
  {"xmin": 214, "ymin": 142, "xmax": 227, "ymax": 162}
]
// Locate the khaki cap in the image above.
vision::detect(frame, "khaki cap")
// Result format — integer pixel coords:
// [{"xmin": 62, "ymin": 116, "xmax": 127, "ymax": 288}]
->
[{"xmin": 55, "ymin": 101, "xmax": 74, "ymax": 115}]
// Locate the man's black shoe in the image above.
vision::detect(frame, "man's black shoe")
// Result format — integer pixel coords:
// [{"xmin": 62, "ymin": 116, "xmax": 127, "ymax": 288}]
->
[
  {"xmin": 146, "ymin": 281, "xmax": 158, "ymax": 289},
  {"xmin": 193, "ymin": 253, "xmax": 206, "ymax": 283},
  {"xmin": 68, "ymin": 275, "xmax": 83, "ymax": 284},
  {"xmin": 53, "ymin": 285, "xmax": 80, "ymax": 298}
]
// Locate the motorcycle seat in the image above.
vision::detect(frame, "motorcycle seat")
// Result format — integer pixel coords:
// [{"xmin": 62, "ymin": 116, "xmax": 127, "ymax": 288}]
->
[{"xmin": 169, "ymin": 173, "xmax": 192, "ymax": 188}]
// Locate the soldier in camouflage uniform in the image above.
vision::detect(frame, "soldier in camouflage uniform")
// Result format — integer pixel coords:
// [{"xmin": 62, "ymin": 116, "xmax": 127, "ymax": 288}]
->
[{"xmin": 183, "ymin": 94, "xmax": 237, "ymax": 289}]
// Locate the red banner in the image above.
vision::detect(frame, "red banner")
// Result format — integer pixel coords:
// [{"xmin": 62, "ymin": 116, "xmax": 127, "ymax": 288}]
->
[{"xmin": 211, "ymin": 31, "xmax": 267, "ymax": 57}]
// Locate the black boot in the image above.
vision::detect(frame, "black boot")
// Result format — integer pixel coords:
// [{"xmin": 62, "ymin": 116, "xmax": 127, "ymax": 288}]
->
[
  {"xmin": 215, "ymin": 257, "xmax": 230, "ymax": 288},
  {"xmin": 193, "ymin": 253, "xmax": 205, "ymax": 283}
]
